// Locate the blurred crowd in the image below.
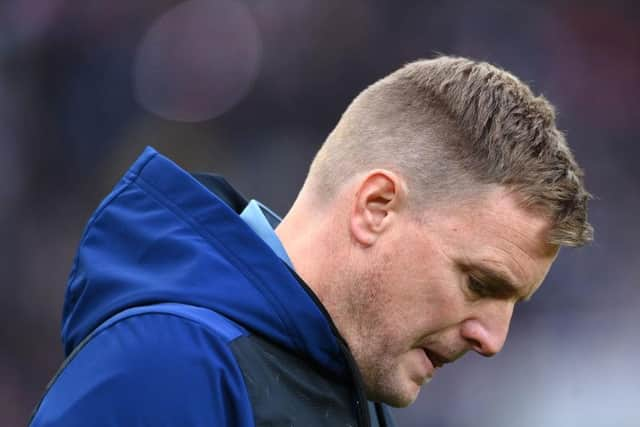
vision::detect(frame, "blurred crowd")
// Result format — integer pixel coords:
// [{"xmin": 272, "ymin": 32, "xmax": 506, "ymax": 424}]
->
[{"xmin": 1, "ymin": 1, "xmax": 638, "ymax": 426}]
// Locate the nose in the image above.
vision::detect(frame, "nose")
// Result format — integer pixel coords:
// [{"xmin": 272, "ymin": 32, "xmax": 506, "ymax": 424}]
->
[{"xmin": 461, "ymin": 302, "xmax": 515, "ymax": 357}]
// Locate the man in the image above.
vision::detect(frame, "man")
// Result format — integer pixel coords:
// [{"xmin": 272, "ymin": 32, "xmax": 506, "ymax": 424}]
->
[{"xmin": 31, "ymin": 56, "xmax": 592, "ymax": 426}]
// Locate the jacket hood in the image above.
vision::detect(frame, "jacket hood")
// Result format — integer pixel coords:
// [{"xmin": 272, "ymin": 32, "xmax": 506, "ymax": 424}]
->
[{"xmin": 62, "ymin": 147, "xmax": 345, "ymax": 376}]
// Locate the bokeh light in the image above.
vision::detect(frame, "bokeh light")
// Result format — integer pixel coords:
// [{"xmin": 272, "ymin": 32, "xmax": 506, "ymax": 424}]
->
[{"xmin": 133, "ymin": 0, "xmax": 261, "ymax": 122}]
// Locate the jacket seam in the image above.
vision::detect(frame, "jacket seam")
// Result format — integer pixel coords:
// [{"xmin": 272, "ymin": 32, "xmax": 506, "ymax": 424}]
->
[{"xmin": 93, "ymin": 310, "xmax": 248, "ymax": 345}]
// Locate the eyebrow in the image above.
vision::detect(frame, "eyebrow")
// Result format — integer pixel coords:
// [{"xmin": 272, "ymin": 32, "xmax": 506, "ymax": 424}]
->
[{"xmin": 468, "ymin": 264, "xmax": 531, "ymax": 302}]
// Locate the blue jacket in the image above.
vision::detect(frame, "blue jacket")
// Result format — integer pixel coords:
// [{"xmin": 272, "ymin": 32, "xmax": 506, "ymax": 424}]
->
[{"xmin": 30, "ymin": 147, "xmax": 393, "ymax": 426}]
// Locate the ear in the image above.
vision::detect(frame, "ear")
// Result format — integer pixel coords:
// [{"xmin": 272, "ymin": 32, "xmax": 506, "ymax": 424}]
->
[{"xmin": 350, "ymin": 170, "xmax": 406, "ymax": 247}]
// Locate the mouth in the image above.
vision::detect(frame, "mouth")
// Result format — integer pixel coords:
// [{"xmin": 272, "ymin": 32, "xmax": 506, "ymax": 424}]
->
[{"xmin": 422, "ymin": 348, "xmax": 449, "ymax": 369}]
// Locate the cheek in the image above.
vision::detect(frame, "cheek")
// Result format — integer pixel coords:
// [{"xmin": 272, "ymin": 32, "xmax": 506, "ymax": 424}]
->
[
  {"xmin": 352, "ymin": 258, "xmax": 416, "ymax": 348},
  {"xmin": 390, "ymin": 248, "xmax": 455, "ymax": 303},
  {"xmin": 360, "ymin": 231, "xmax": 466, "ymax": 346},
  {"xmin": 383, "ymin": 252, "xmax": 465, "ymax": 338}
]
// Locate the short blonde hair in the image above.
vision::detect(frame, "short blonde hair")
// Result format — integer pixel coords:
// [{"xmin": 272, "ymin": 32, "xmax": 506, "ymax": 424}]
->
[{"xmin": 307, "ymin": 56, "xmax": 593, "ymax": 246}]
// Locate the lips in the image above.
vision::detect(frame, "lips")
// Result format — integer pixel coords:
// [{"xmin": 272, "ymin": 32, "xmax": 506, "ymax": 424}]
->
[{"xmin": 423, "ymin": 348, "xmax": 448, "ymax": 368}]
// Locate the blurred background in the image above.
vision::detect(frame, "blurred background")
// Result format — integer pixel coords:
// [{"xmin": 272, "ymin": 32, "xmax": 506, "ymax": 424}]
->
[{"xmin": 1, "ymin": 0, "xmax": 639, "ymax": 425}]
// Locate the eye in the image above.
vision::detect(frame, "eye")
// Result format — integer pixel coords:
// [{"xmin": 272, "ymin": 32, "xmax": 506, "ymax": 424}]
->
[{"xmin": 467, "ymin": 275, "xmax": 489, "ymax": 297}]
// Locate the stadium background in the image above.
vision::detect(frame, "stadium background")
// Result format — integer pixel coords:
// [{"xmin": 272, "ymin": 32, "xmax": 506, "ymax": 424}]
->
[{"xmin": 1, "ymin": 1, "xmax": 639, "ymax": 426}]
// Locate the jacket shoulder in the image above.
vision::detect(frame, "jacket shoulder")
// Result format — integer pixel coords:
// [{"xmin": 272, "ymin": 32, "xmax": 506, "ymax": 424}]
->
[{"xmin": 31, "ymin": 304, "xmax": 254, "ymax": 427}]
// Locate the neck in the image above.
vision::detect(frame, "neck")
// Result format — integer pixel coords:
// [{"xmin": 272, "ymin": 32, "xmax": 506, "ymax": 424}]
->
[
  {"xmin": 276, "ymin": 203, "xmax": 317, "ymax": 285},
  {"xmin": 275, "ymin": 191, "xmax": 343, "ymax": 307},
  {"xmin": 277, "ymin": 191, "xmax": 368, "ymax": 370}
]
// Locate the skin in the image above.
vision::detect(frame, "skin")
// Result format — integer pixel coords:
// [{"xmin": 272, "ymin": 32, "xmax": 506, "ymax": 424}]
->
[{"xmin": 276, "ymin": 170, "xmax": 559, "ymax": 407}]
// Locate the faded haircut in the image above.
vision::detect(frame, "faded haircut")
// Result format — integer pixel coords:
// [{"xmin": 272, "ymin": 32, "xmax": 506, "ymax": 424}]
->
[{"xmin": 306, "ymin": 56, "xmax": 593, "ymax": 247}]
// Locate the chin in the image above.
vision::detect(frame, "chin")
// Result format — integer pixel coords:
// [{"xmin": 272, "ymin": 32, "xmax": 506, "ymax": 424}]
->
[{"xmin": 367, "ymin": 380, "xmax": 422, "ymax": 408}]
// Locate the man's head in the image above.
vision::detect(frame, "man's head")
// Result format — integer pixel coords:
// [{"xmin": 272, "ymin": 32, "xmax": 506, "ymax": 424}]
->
[{"xmin": 276, "ymin": 56, "xmax": 592, "ymax": 407}]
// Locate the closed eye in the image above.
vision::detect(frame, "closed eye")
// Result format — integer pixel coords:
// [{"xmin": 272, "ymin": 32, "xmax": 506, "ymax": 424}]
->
[
  {"xmin": 467, "ymin": 273, "xmax": 522, "ymax": 301},
  {"xmin": 468, "ymin": 275, "xmax": 491, "ymax": 298}
]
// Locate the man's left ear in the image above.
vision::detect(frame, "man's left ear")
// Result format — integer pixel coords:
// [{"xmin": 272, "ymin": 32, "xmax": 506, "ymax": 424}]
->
[{"xmin": 350, "ymin": 170, "xmax": 407, "ymax": 247}]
